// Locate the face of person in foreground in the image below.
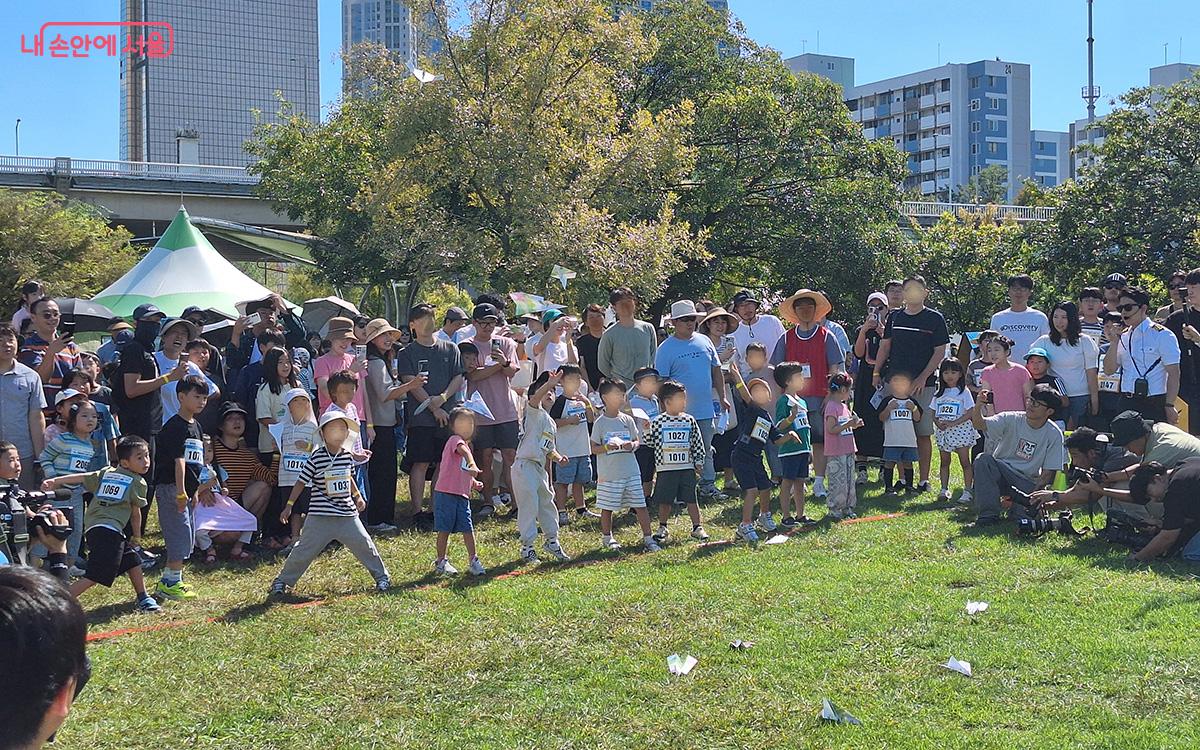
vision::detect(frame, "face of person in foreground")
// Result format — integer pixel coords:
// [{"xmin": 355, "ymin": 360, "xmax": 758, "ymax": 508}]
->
[{"xmin": 792, "ymin": 299, "xmax": 816, "ymax": 326}]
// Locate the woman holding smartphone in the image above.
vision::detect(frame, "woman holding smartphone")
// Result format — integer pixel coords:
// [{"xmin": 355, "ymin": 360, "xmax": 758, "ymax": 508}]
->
[{"xmin": 851, "ymin": 292, "xmax": 889, "ymax": 484}]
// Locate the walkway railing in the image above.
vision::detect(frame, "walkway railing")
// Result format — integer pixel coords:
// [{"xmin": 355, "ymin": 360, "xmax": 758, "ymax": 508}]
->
[
  {"xmin": 0, "ymin": 155, "xmax": 260, "ymax": 184},
  {"xmin": 901, "ymin": 201, "xmax": 1056, "ymax": 222}
]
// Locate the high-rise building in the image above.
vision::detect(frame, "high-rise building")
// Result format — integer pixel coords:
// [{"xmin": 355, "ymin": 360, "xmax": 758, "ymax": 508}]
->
[
  {"xmin": 844, "ymin": 59, "xmax": 1032, "ymax": 202},
  {"xmin": 1030, "ymin": 130, "xmax": 1069, "ymax": 187},
  {"xmin": 342, "ymin": 0, "xmax": 444, "ymax": 83},
  {"xmin": 1149, "ymin": 62, "xmax": 1200, "ymax": 87},
  {"xmin": 784, "ymin": 54, "xmax": 854, "ymax": 94},
  {"xmin": 119, "ymin": 0, "xmax": 319, "ymax": 168}
]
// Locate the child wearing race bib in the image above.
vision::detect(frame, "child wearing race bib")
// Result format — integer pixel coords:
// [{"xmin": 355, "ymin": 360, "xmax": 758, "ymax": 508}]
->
[
  {"xmin": 773, "ymin": 362, "xmax": 815, "ymax": 528},
  {"xmin": 823, "ymin": 373, "xmax": 864, "ymax": 520},
  {"xmin": 193, "ymin": 436, "xmax": 257, "ymax": 564},
  {"xmin": 276, "ymin": 389, "xmax": 319, "ymax": 545},
  {"xmin": 643, "ymin": 380, "xmax": 708, "ymax": 544},
  {"xmin": 153, "ymin": 376, "xmax": 210, "ymax": 601},
  {"xmin": 729, "ymin": 366, "xmax": 803, "ymax": 544},
  {"xmin": 63, "ymin": 368, "xmax": 119, "ymax": 469},
  {"xmin": 272, "ymin": 411, "xmax": 391, "ymax": 595},
  {"xmin": 881, "ymin": 373, "xmax": 922, "ymax": 495},
  {"xmin": 548, "ymin": 364, "xmax": 599, "ymax": 526},
  {"xmin": 41, "ymin": 436, "xmax": 160, "ymax": 612},
  {"xmin": 510, "ymin": 371, "xmax": 572, "ymax": 564},
  {"xmin": 36, "ymin": 400, "xmax": 98, "ymax": 568},
  {"xmin": 431, "ymin": 407, "xmax": 486, "ymax": 576},
  {"xmin": 627, "ymin": 367, "xmax": 662, "ymax": 499},
  {"xmin": 591, "ymin": 379, "xmax": 661, "ymax": 552},
  {"xmin": 932, "ymin": 360, "xmax": 978, "ymax": 504}
]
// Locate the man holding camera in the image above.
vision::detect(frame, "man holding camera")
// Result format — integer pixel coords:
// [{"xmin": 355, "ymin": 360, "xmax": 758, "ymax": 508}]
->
[
  {"xmin": 1123, "ymin": 458, "xmax": 1200, "ymax": 563},
  {"xmin": 1163, "ymin": 268, "xmax": 1200, "ymax": 436},
  {"xmin": 1028, "ymin": 427, "xmax": 1152, "ymax": 522},
  {"xmin": 970, "ymin": 385, "xmax": 1066, "ymax": 526},
  {"xmin": 1103, "ymin": 286, "xmax": 1181, "ymax": 425}
]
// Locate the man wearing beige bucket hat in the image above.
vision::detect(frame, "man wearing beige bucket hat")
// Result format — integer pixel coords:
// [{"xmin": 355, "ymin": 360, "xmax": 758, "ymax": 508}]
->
[{"xmin": 769, "ymin": 289, "xmax": 847, "ymax": 498}]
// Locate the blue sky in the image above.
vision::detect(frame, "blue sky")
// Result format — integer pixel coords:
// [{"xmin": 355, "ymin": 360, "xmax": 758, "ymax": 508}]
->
[{"xmin": 1, "ymin": 0, "xmax": 1196, "ymax": 159}]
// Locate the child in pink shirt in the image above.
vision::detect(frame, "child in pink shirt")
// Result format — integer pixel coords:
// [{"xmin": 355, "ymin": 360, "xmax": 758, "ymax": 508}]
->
[
  {"xmin": 979, "ymin": 336, "xmax": 1031, "ymax": 414},
  {"xmin": 432, "ymin": 407, "xmax": 486, "ymax": 576},
  {"xmin": 822, "ymin": 373, "xmax": 864, "ymax": 520}
]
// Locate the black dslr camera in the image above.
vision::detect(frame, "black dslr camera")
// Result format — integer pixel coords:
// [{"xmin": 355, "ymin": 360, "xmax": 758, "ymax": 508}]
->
[
  {"xmin": 0, "ymin": 484, "xmax": 72, "ymax": 565},
  {"xmin": 1018, "ymin": 510, "xmax": 1080, "ymax": 537},
  {"xmin": 1067, "ymin": 466, "xmax": 1104, "ymax": 484}
]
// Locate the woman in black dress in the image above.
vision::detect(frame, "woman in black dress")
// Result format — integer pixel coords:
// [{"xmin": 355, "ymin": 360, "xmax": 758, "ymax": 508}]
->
[{"xmin": 852, "ymin": 293, "xmax": 889, "ymax": 483}]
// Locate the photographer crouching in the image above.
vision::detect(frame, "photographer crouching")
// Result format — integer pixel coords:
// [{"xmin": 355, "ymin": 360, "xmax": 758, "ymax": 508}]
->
[
  {"xmin": 1087, "ymin": 459, "xmax": 1200, "ymax": 563},
  {"xmin": 1028, "ymin": 427, "xmax": 1153, "ymax": 522},
  {"xmin": 0, "ymin": 440, "xmax": 74, "ymax": 579}
]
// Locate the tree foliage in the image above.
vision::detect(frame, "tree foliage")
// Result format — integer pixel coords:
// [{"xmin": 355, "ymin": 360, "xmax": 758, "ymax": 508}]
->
[
  {"xmin": 0, "ymin": 189, "xmax": 138, "ymax": 308},
  {"xmin": 952, "ymin": 164, "xmax": 1008, "ymax": 204}
]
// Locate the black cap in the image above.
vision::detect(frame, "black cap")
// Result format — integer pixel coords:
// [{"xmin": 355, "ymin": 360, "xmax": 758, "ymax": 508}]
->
[
  {"xmin": 444, "ymin": 306, "xmax": 468, "ymax": 323},
  {"xmin": 1104, "ymin": 273, "xmax": 1128, "ymax": 286},
  {"xmin": 633, "ymin": 367, "xmax": 660, "ymax": 382},
  {"xmin": 472, "ymin": 303, "xmax": 501, "ymax": 322},
  {"xmin": 132, "ymin": 303, "xmax": 164, "ymax": 321},
  {"xmin": 220, "ymin": 402, "xmax": 249, "ymax": 419},
  {"xmin": 181, "ymin": 305, "xmax": 205, "ymax": 319},
  {"xmin": 732, "ymin": 290, "xmax": 760, "ymax": 307},
  {"xmin": 1109, "ymin": 410, "xmax": 1152, "ymax": 446}
]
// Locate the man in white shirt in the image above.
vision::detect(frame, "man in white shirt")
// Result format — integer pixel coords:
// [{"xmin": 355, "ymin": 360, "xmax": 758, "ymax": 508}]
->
[
  {"xmin": 154, "ymin": 318, "xmax": 219, "ymax": 425},
  {"xmin": 729, "ymin": 290, "xmax": 784, "ymax": 362},
  {"xmin": 434, "ymin": 306, "xmax": 469, "ymax": 344},
  {"xmin": 990, "ymin": 273, "xmax": 1049, "ymax": 359},
  {"xmin": 1103, "ymin": 286, "xmax": 1181, "ymax": 425}
]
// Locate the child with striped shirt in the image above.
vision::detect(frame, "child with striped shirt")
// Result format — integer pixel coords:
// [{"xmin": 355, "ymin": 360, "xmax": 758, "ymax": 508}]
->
[
  {"xmin": 642, "ymin": 380, "xmax": 709, "ymax": 543},
  {"xmin": 271, "ymin": 411, "xmax": 390, "ymax": 595},
  {"xmin": 591, "ymin": 379, "xmax": 660, "ymax": 552}
]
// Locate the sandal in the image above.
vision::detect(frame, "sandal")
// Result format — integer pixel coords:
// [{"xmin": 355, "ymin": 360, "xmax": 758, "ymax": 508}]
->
[
  {"xmin": 202, "ymin": 548, "xmax": 218, "ymax": 565},
  {"xmin": 229, "ymin": 547, "xmax": 253, "ymax": 562}
]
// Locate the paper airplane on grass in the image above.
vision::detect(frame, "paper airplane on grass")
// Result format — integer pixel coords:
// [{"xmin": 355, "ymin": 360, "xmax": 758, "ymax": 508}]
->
[
  {"xmin": 966, "ymin": 601, "xmax": 989, "ymax": 615},
  {"xmin": 820, "ymin": 698, "xmax": 862, "ymax": 725},
  {"xmin": 666, "ymin": 654, "xmax": 697, "ymax": 676},
  {"xmin": 942, "ymin": 657, "xmax": 973, "ymax": 677},
  {"xmin": 551, "ymin": 264, "xmax": 576, "ymax": 290},
  {"xmin": 729, "ymin": 639, "xmax": 754, "ymax": 650},
  {"xmin": 764, "ymin": 534, "xmax": 790, "ymax": 545}
]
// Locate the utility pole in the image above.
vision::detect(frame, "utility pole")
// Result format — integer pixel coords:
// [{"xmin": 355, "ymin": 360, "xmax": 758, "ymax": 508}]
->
[
  {"xmin": 1080, "ymin": 0, "xmax": 1100, "ymax": 174},
  {"xmin": 14, "ymin": 119, "xmax": 19, "ymax": 156}
]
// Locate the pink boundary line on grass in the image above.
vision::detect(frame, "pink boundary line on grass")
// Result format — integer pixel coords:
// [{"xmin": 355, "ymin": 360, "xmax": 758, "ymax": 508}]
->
[{"xmin": 87, "ymin": 511, "xmax": 907, "ymax": 643}]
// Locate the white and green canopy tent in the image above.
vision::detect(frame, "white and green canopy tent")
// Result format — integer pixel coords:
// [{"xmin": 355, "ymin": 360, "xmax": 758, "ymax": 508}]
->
[{"xmin": 92, "ymin": 207, "xmax": 291, "ymax": 319}]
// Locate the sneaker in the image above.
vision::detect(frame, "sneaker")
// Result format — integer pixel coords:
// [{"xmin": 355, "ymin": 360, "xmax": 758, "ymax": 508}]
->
[
  {"xmin": 155, "ymin": 579, "xmax": 197, "ymax": 600},
  {"xmin": 699, "ymin": 487, "xmax": 728, "ymax": 502},
  {"xmin": 543, "ymin": 540, "xmax": 571, "ymax": 561},
  {"xmin": 375, "ymin": 577, "xmax": 391, "ymax": 592},
  {"xmin": 780, "ymin": 516, "xmax": 799, "ymax": 529},
  {"xmin": 434, "ymin": 558, "xmax": 459, "ymax": 576},
  {"xmin": 601, "ymin": 534, "xmax": 621, "ymax": 551},
  {"xmin": 558, "ymin": 511, "xmax": 570, "ymax": 527},
  {"xmin": 644, "ymin": 538, "xmax": 663, "ymax": 552},
  {"xmin": 268, "ymin": 580, "xmax": 290, "ymax": 597},
  {"xmin": 958, "ymin": 489, "xmax": 974, "ymax": 505},
  {"xmin": 137, "ymin": 549, "xmax": 160, "ymax": 572},
  {"xmin": 477, "ymin": 504, "xmax": 494, "ymax": 519},
  {"xmin": 856, "ymin": 468, "xmax": 869, "ymax": 485},
  {"xmin": 366, "ymin": 522, "xmax": 397, "ymax": 533},
  {"xmin": 576, "ymin": 508, "xmax": 601, "ymax": 520},
  {"xmin": 845, "ymin": 511, "xmax": 858, "ymax": 519},
  {"xmin": 798, "ymin": 515, "xmax": 817, "ymax": 525},
  {"xmin": 490, "ymin": 494, "xmax": 506, "ymax": 508},
  {"xmin": 468, "ymin": 557, "xmax": 487, "ymax": 576},
  {"xmin": 136, "ymin": 594, "xmax": 161, "ymax": 613},
  {"xmin": 758, "ymin": 512, "xmax": 777, "ymax": 532},
  {"xmin": 498, "ymin": 492, "xmax": 513, "ymax": 507},
  {"xmin": 690, "ymin": 525, "xmax": 710, "ymax": 541},
  {"xmin": 652, "ymin": 526, "xmax": 670, "ymax": 543},
  {"xmin": 916, "ymin": 481, "xmax": 932, "ymax": 494},
  {"xmin": 735, "ymin": 522, "xmax": 760, "ymax": 544},
  {"xmin": 827, "ymin": 513, "xmax": 844, "ymax": 522},
  {"xmin": 520, "ymin": 546, "xmax": 540, "ymax": 563},
  {"xmin": 813, "ymin": 477, "xmax": 828, "ymax": 497},
  {"xmin": 67, "ymin": 565, "xmax": 87, "ymax": 578},
  {"xmin": 939, "ymin": 489, "xmax": 952, "ymax": 501}
]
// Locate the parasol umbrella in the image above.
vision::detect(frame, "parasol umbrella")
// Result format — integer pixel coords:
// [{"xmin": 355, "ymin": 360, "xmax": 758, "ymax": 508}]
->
[
  {"xmin": 55, "ymin": 298, "xmax": 119, "ymax": 333},
  {"xmin": 301, "ymin": 296, "xmax": 362, "ymax": 334}
]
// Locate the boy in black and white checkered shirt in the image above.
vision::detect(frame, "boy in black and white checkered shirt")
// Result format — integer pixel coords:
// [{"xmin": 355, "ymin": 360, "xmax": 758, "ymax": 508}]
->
[{"xmin": 640, "ymin": 380, "xmax": 709, "ymax": 543}]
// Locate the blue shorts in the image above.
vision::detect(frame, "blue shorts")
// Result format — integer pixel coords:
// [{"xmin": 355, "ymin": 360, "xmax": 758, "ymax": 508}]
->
[
  {"xmin": 779, "ymin": 453, "xmax": 811, "ymax": 480},
  {"xmin": 433, "ymin": 491, "xmax": 473, "ymax": 534},
  {"xmin": 883, "ymin": 446, "xmax": 919, "ymax": 464},
  {"xmin": 553, "ymin": 455, "xmax": 593, "ymax": 485},
  {"xmin": 731, "ymin": 451, "xmax": 773, "ymax": 491}
]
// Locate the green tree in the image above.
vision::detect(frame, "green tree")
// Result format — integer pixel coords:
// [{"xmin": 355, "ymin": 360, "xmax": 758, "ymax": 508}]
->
[
  {"xmin": 952, "ymin": 164, "xmax": 1008, "ymax": 204},
  {"xmin": 250, "ymin": 0, "xmax": 705, "ymax": 307},
  {"xmin": 0, "ymin": 189, "xmax": 138, "ymax": 307},
  {"xmin": 1044, "ymin": 73, "xmax": 1200, "ymax": 291}
]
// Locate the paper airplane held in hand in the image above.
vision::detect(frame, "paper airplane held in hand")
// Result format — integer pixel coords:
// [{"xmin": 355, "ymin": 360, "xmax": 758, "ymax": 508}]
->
[
  {"xmin": 943, "ymin": 657, "xmax": 973, "ymax": 677},
  {"xmin": 666, "ymin": 654, "xmax": 697, "ymax": 676},
  {"xmin": 551, "ymin": 264, "xmax": 576, "ymax": 290},
  {"xmin": 460, "ymin": 392, "xmax": 494, "ymax": 421},
  {"xmin": 820, "ymin": 698, "xmax": 862, "ymax": 725}
]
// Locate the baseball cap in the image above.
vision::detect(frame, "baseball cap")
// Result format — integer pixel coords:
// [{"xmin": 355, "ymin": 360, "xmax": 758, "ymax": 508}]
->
[
  {"xmin": 132, "ymin": 303, "xmax": 164, "ymax": 321},
  {"xmin": 1104, "ymin": 273, "xmax": 1128, "ymax": 287},
  {"xmin": 1109, "ymin": 410, "xmax": 1152, "ymax": 446},
  {"xmin": 633, "ymin": 367, "xmax": 660, "ymax": 383},
  {"xmin": 282, "ymin": 387, "xmax": 311, "ymax": 406},
  {"xmin": 54, "ymin": 388, "xmax": 85, "ymax": 406},
  {"xmin": 1023, "ymin": 347, "xmax": 1050, "ymax": 361},
  {"xmin": 732, "ymin": 290, "xmax": 760, "ymax": 308},
  {"xmin": 219, "ymin": 402, "xmax": 249, "ymax": 419},
  {"xmin": 541, "ymin": 308, "xmax": 565, "ymax": 327},
  {"xmin": 444, "ymin": 306, "xmax": 468, "ymax": 323},
  {"xmin": 472, "ymin": 303, "xmax": 501, "ymax": 322}
]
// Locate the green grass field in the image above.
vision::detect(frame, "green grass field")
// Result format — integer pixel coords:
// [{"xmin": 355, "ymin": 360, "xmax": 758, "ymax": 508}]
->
[{"xmin": 58, "ymin": 465, "xmax": 1200, "ymax": 750}]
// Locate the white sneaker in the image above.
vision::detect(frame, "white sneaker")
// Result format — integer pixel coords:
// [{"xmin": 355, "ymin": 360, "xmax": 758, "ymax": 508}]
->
[
  {"xmin": 652, "ymin": 525, "xmax": 670, "ymax": 543},
  {"xmin": 490, "ymin": 494, "xmax": 506, "ymax": 508},
  {"xmin": 498, "ymin": 492, "xmax": 513, "ymax": 507},
  {"xmin": 575, "ymin": 508, "xmax": 601, "ymax": 520},
  {"xmin": 520, "ymin": 546, "xmax": 540, "ymax": 563},
  {"xmin": 558, "ymin": 511, "xmax": 570, "ymax": 527},
  {"xmin": 543, "ymin": 540, "xmax": 571, "ymax": 561},
  {"xmin": 958, "ymin": 488, "xmax": 973, "ymax": 505},
  {"xmin": 736, "ymin": 522, "xmax": 760, "ymax": 544},
  {"xmin": 643, "ymin": 537, "xmax": 662, "ymax": 552},
  {"xmin": 758, "ymin": 512, "xmax": 777, "ymax": 532},
  {"xmin": 601, "ymin": 534, "xmax": 621, "ymax": 551},
  {"xmin": 813, "ymin": 477, "xmax": 827, "ymax": 498},
  {"xmin": 434, "ymin": 558, "xmax": 458, "ymax": 576},
  {"xmin": 691, "ymin": 525, "xmax": 710, "ymax": 541},
  {"xmin": 939, "ymin": 489, "xmax": 952, "ymax": 501},
  {"xmin": 467, "ymin": 557, "xmax": 486, "ymax": 576}
]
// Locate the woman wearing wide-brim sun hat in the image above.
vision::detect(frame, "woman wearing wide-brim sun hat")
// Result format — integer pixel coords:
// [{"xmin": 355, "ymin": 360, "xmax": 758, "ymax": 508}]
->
[
  {"xmin": 770, "ymin": 288, "xmax": 845, "ymax": 499},
  {"xmin": 361, "ymin": 317, "xmax": 405, "ymax": 532}
]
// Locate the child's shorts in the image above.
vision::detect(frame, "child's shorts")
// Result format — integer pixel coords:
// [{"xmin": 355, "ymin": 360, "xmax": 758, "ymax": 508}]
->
[
  {"xmin": 652, "ymin": 469, "xmax": 697, "ymax": 506},
  {"xmin": 731, "ymin": 451, "xmax": 773, "ymax": 491},
  {"xmin": 634, "ymin": 445, "xmax": 655, "ymax": 484},
  {"xmin": 154, "ymin": 484, "xmax": 194, "ymax": 562},
  {"xmin": 883, "ymin": 446, "xmax": 919, "ymax": 463},
  {"xmin": 779, "ymin": 452, "xmax": 811, "ymax": 480},
  {"xmin": 433, "ymin": 491, "xmax": 473, "ymax": 534},
  {"xmin": 83, "ymin": 526, "xmax": 141, "ymax": 587},
  {"xmin": 596, "ymin": 476, "xmax": 646, "ymax": 511},
  {"xmin": 553, "ymin": 455, "xmax": 593, "ymax": 485}
]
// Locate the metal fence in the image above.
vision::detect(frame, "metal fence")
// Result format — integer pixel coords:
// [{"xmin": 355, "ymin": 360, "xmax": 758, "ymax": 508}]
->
[
  {"xmin": 901, "ymin": 201, "xmax": 1056, "ymax": 222},
  {"xmin": 0, "ymin": 155, "xmax": 259, "ymax": 184}
]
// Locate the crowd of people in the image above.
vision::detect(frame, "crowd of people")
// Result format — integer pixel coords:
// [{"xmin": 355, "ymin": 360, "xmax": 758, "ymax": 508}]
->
[{"xmin": 2, "ymin": 270, "xmax": 1200, "ymax": 613}]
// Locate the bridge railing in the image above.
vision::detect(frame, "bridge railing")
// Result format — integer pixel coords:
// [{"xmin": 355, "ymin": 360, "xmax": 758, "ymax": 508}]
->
[
  {"xmin": 901, "ymin": 201, "xmax": 1056, "ymax": 222},
  {"xmin": 0, "ymin": 155, "xmax": 260, "ymax": 184}
]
